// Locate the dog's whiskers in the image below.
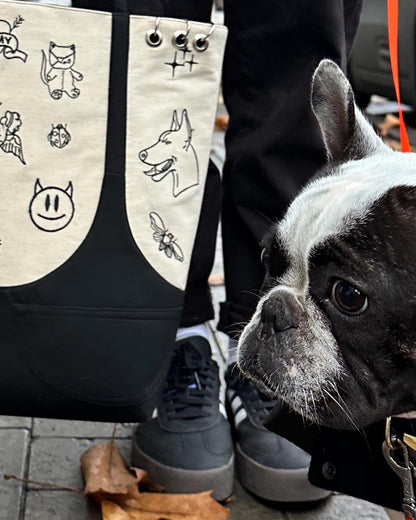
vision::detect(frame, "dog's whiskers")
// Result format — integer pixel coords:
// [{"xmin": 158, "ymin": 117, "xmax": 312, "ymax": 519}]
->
[
  {"xmin": 309, "ymin": 389, "xmax": 319, "ymax": 423},
  {"xmin": 228, "ymin": 322, "xmax": 249, "ymax": 336},
  {"xmin": 241, "ymin": 290, "xmax": 262, "ymax": 302},
  {"xmin": 322, "ymin": 387, "xmax": 360, "ymax": 431},
  {"xmin": 327, "ymin": 380, "xmax": 358, "ymax": 425}
]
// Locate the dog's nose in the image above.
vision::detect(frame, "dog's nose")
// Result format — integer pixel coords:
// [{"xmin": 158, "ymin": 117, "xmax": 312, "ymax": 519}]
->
[
  {"xmin": 260, "ymin": 291, "xmax": 301, "ymax": 333},
  {"xmin": 139, "ymin": 149, "xmax": 148, "ymax": 161}
]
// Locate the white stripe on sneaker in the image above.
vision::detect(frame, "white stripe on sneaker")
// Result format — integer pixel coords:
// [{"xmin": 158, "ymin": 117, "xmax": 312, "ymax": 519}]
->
[
  {"xmin": 227, "ymin": 391, "xmax": 248, "ymax": 427},
  {"xmin": 234, "ymin": 408, "xmax": 248, "ymax": 427},
  {"xmin": 219, "ymin": 403, "xmax": 227, "ymax": 418}
]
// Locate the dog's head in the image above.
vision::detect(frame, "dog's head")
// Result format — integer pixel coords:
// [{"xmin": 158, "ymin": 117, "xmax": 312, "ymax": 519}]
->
[
  {"xmin": 139, "ymin": 109, "xmax": 199, "ymax": 197},
  {"xmin": 139, "ymin": 109, "xmax": 193, "ymax": 181},
  {"xmin": 238, "ymin": 59, "xmax": 416, "ymax": 430}
]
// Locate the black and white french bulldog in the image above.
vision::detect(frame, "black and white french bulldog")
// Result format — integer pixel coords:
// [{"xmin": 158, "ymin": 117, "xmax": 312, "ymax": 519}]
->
[{"xmin": 238, "ymin": 59, "xmax": 416, "ymax": 430}]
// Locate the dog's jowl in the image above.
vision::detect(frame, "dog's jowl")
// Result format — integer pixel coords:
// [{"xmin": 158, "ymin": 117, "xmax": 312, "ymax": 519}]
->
[{"xmin": 238, "ymin": 59, "xmax": 416, "ymax": 430}]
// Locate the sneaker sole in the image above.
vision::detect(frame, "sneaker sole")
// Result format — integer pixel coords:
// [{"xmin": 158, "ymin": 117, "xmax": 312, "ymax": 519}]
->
[
  {"xmin": 236, "ymin": 443, "xmax": 331, "ymax": 502},
  {"xmin": 131, "ymin": 437, "xmax": 234, "ymax": 502}
]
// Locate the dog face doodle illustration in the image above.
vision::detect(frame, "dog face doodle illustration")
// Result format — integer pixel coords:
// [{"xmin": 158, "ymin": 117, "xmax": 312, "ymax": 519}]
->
[
  {"xmin": 139, "ymin": 109, "xmax": 199, "ymax": 197},
  {"xmin": 29, "ymin": 179, "xmax": 74, "ymax": 232}
]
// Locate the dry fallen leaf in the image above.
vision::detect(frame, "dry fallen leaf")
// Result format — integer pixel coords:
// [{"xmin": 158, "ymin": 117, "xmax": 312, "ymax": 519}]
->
[
  {"xmin": 215, "ymin": 114, "xmax": 229, "ymax": 131},
  {"xmin": 102, "ymin": 501, "xmax": 130, "ymax": 520},
  {"xmin": 377, "ymin": 113, "xmax": 400, "ymax": 137},
  {"xmin": 81, "ymin": 441, "xmax": 142, "ymax": 502},
  {"xmin": 384, "ymin": 138, "xmax": 402, "ymax": 151},
  {"xmin": 101, "ymin": 492, "xmax": 230, "ymax": 520},
  {"xmin": 81, "ymin": 441, "xmax": 230, "ymax": 520}
]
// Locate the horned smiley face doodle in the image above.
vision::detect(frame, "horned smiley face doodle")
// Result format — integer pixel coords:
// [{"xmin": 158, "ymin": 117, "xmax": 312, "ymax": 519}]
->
[{"xmin": 29, "ymin": 179, "xmax": 74, "ymax": 232}]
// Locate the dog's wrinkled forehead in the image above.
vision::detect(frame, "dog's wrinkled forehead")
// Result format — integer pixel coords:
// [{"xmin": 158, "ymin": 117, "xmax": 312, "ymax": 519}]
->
[
  {"xmin": 275, "ymin": 59, "xmax": 416, "ymax": 291},
  {"xmin": 278, "ymin": 153, "xmax": 416, "ymax": 291}
]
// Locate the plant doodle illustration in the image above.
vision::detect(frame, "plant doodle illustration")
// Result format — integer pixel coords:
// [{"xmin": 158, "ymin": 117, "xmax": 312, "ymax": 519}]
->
[{"xmin": 0, "ymin": 16, "xmax": 27, "ymax": 62}]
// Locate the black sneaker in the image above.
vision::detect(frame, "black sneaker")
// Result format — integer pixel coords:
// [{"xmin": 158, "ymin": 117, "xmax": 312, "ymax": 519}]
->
[
  {"xmin": 225, "ymin": 364, "xmax": 331, "ymax": 502},
  {"xmin": 132, "ymin": 336, "xmax": 234, "ymax": 501}
]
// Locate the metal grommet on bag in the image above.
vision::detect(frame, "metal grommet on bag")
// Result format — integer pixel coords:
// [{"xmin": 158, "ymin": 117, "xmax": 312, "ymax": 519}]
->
[
  {"xmin": 146, "ymin": 17, "xmax": 163, "ymax": 47},
  {"xmin": 172, "ymin": 20, "xmax": 191, "ymax": 50},
  {"xmin": 193, "ymin": 23, "xmax": 215, "ymax": 52}
]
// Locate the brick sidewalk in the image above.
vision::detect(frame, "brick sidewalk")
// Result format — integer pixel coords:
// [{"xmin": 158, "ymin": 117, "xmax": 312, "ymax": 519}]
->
[{"xmin": 0, "ymin": 357, "xmax": 390, "ymax": 520}]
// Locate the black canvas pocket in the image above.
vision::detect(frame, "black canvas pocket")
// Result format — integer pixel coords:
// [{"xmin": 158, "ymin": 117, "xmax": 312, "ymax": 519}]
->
[{"xmin": 14, "ymin": 303, "xmax": 181, "ymax": 407}]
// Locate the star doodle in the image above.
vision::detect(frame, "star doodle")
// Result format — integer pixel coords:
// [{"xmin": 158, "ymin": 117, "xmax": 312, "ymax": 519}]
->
[
  {"xmin": 165, "ymin": 51, "xmax": 185, "ymax": 78},
  {"xmin": 181, "ymin": 46, "xmax": 193, "ymax": 60},
  {"xmin": 186, "ymin": 54, "xmax": 199, "ymax": 72}
]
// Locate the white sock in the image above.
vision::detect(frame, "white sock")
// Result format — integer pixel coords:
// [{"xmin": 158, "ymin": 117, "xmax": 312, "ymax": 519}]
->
[{"xmin": 175, "ymin": 323, "xmax": 209, "ymax": 342}]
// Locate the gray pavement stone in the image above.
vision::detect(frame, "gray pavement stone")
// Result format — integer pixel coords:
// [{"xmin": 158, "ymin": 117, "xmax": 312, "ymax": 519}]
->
[
  {"xmin": 0, "ymin": 429, "xmax": 30, "ymax": 520},
  {"xmin": 228, "ymin": 479, "xmax": 286, "ymax": 520},
  {"xmin": 0, "ymin": 415, "xmax": 32, "ymax": 428},
  {"xmin": 28, "ymin": 438, "xmax": 131, "ymax": 490},
  {"xmin": 33, "ymin": 419, "xmax": 134, "ymax": 439},
  {"xmin": 24, "ymin": 490, "xmax": 101, "ymax": 520},
  {"xmin": 286, "ymin": 494, "xmax": 389, "ymax": 520}
]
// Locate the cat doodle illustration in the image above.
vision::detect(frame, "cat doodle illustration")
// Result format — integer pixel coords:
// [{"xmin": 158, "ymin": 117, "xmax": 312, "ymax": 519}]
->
[
  {"xmin": 0, "ymin": 109, "xmax": 25, "ymax": 164},
  {"xmin": 40, "ymin": 42, "xmax": 83, "ymax": 100},
  {"xmin": 48, "ymin": 123, "xmax": 71, "ymax": 149},
  {"xmin": 29, "ymin": 179, "xmax": 75, "ymax": 232}
]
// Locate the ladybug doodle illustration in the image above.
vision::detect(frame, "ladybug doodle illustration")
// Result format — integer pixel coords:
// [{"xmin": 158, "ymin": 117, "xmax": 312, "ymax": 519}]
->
[{"xmin": 48, "ymin": 124, "xmax": 71, "ymax": 149}]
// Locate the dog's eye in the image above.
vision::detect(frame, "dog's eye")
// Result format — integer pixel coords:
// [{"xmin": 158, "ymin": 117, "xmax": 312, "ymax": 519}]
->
[{"xmin": 331, "ymin": 280, "xmax": 368, "ymax": 315}]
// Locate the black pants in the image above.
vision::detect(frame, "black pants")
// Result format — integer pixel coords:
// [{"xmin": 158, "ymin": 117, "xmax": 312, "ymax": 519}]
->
[{"xmin": 73, "ymin": 0, "xmax": 363, "ymax": 335}]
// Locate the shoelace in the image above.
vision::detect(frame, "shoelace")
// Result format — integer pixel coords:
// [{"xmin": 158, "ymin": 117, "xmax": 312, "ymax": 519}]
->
[{"xmin": 162, "ymin": 342, "xmax": 218, "ymax": 420}]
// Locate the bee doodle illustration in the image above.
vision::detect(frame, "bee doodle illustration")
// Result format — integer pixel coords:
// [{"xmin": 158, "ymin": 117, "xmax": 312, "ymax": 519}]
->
[
  {"xmin": 0, "ymin": 108, "xmax": 25, "ymax": 164},
  {"xmin": 149, "ymin": 211, "xmax": 184, "ymax": 262},
  {"xmin": 48, "ymin": 123, "xmax": 71, "ymax": 149},
  {"xmin": 40, "ymin": 42, "xmax": 83, "ymax": 100},
  {"xmin": 0, "ymin": 16, "xmax": 27, "ymax": 62}
]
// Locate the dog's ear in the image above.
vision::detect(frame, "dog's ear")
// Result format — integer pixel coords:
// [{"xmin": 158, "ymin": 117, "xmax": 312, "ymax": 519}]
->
[
  {"xmin": 181, "ymin": 109, "xmax": 192, "ymax": 139},
  {"xmin": 311, "ymin": 59, "xmax": 387, "ymax": 163},
  {"xmin": 170, "ymin": 110, "xmax": 180, "ymax": 131}
]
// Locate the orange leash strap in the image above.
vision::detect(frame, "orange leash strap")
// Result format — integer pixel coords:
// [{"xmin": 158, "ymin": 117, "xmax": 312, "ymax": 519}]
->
[{"xmin": 387, "ymin": 0, "xmax": 411, "ymax": 152}]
